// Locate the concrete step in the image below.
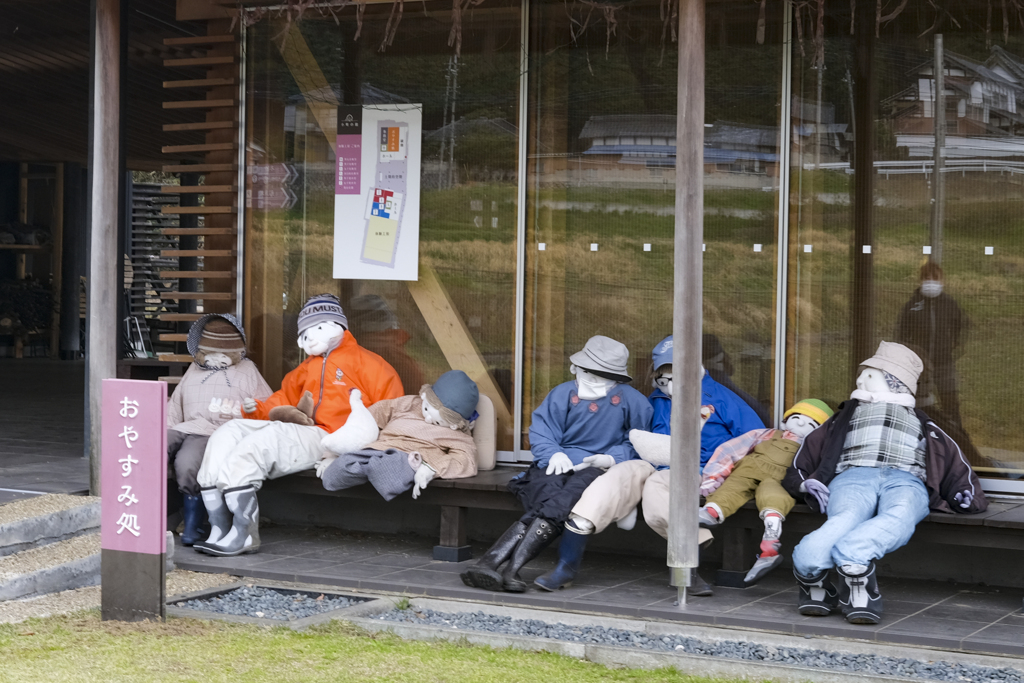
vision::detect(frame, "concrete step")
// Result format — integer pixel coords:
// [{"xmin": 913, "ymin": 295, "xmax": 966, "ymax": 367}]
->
[
  {"xmin": 0, "ymin": 534, "xmax": 101, "ymax": 601},
  {"xmin": 0, "ymin": 494, "xmax": 101, "ymax": 558}
]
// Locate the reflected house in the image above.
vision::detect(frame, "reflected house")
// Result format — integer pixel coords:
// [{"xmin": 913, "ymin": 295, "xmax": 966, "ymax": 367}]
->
[
  {"xmin": 574, "ymin": 115, "xmax": 780, "ymax": 189},
  {"xmin": 888, "ymin": 46, "xmax": 1024, "ymax": 159},
  {"xmin": 790, "ymin": 96, "xmax": 850, "ymax": 164}
]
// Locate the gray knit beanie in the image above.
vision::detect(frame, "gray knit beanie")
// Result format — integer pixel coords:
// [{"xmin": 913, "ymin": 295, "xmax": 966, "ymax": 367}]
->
[{"xmin": 298, "ymin": 293, "xmax": 348, "ymax": 336}]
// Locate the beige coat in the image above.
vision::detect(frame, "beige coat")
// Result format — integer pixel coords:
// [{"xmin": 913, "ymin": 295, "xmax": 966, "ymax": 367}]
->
[
  {"xmin": 167, "ymin": 360, "xmax": 273, "ymax": 436},
  {"xmin": 366, "ymin": 395, "xmax": 478, "ymax": 479}
]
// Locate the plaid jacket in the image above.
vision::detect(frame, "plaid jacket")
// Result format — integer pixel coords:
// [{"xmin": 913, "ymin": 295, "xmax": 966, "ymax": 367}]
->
[
  {"xmin": 838, "ymin": 402, "xmax": 926, "ymax": 480},
  {"xmin": 783, "ymin": 400, "xmax": 988, "ymax": 515}
]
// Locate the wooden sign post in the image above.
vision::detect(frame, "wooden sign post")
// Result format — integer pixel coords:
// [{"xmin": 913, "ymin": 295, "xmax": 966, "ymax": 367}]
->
[{"xmin": 100, "ymin": 378, "xmax": 167, "ymax": 621}]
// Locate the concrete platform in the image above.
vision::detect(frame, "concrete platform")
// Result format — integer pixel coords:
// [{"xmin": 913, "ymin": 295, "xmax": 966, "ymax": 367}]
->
[
  {"xmin": 0, "ymin": 359, "xmax": 88, "ymax": 503},
  {"xmin": 173, "ymin": 525, "xmax": 1024, "ymax": 659}
]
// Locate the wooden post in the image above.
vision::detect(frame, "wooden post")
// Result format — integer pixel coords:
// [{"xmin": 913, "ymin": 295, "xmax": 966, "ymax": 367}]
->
[
  {"xmin": 668, "ymin": 0, "xmax": 705, "ymax": 606},
  {"xmin": 50, "ymin": 164, "xmax": 65, "ymax": 358},
  {"xmin": 87, "ymin": 0, "xmax": 121, "ymax": 496},
  {"xmin": 931, "ymin": 34, "xmax": 945, "ymax": 265},
  {"xmin": 851, "ymin": 0, "xmax": 875, "ymax": 378}
]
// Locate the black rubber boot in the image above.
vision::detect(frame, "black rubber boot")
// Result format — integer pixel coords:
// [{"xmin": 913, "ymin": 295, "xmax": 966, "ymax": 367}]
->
[
  {"xmin": 689, "ymin": 568, "xmax": 714, "ymax": 597},
  {"xmin": 795, "ymin": 568, "xmax": 839, "ymax": 616},
  {"xmin": 180, "ymin": 493, "xmax": 209, "ymax": 547},
  {"xmin": 837, "ymin": 563, "xmax": 883, "ymax": 625},
  {"xmin": 502, "ymin": 517, "xmax": 560, "ymax": 592},
  {"xmin": 534, "ymin": 526, "xmax": 589, "ymax": 591},
  {"xmin": 460, "ymin": 521, "xmax": 527, "ymax": 591}
]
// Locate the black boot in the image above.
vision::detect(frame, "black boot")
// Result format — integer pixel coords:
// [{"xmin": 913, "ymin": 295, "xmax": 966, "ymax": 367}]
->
[
  {"xmin": 837, "ymin": 563, "xmax": 883, "ymax": 625},
  {"xmin": 460, "ymin": 521, "xmax": 527, "ymax": 591},
  {"xmin": 180, "ymin": 493, "xmax": 209, "ymax": 547},
  {"xmin": 502, "ymin": 517, "xmax": 560, "ymax": 592},
  {"xmin": 534, "ymin": 526, "xmax": 589, "ymax": 591},
  {"xmin": 795, "ymin": 568, "xmax": 839, "ymax": 616},
  {"xmin": 689, "ymin": 568, "xmax": 714, "ymax": 597}
]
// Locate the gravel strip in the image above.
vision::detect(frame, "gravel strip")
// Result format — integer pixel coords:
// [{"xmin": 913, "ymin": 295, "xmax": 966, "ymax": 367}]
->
[
  {"xmin": 0, "ymin": 494, "xmax": 98, "ymax": 526},
  {"xmin": 376, "ymin": 608, "xmax": 1024, "ymax": 683},
  {"xmin": 0, "ymin": 570, "xmax": 236, "ymax": 624},
  {"xmin": 0, "ymin": 534, "xmax": 99, "ymax": 581},
  {"xmin": 174, "ymin": 585, "xmax": 365, "ymax": 621}
]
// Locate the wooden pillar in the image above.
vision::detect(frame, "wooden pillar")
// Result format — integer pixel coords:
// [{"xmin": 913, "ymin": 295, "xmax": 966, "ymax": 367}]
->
[
  {"xmin": 668, "ymin": 0, "xmax": 705, "ymax": 603},
  {"xmin": 50, "ymin": 164, "xmax": 64, "ymax": 358},
  {"xmin": 87, "ymin": 0, "xmax": 121, "ymax": 495},
  {"xmin": 851, "ymin": 0, "xmax": 876, "ymax": 376}
]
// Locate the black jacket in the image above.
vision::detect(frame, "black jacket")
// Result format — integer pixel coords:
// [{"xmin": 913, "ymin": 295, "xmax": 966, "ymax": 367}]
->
[
  {"xmin": 895, "ymin": 290, "xmax": 967, "ymax": 369},
  {"xmin": 782, "ymin": 400, "xmax": 988, "ymax": 515}
]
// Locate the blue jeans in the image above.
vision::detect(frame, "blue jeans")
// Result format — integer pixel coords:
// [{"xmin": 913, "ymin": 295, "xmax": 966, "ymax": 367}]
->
[{"xmin": 792, "ymin": 467, "xmax": 929, "ymax": 576}]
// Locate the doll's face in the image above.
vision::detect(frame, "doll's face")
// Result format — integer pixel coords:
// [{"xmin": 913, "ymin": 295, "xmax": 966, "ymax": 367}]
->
[
  {"xmin": 856, "ymin": 367, "xmax": 889, "ymax": 394},
  {"xmin": 420, "ymin": 392, "xmax": 458, "ymax": 430},
  {"xmin": 202, "ymin": 352, "xmax": 234, "ymax": 369},
  {"xmin": 783, "ymin": 413, "xmax": 819, "ymax": 439},
  {"xmin": 653, "ymin": 370, "xmax": 673, "ymax": 398},
  {"xmin": 298, "ymin": 321, "xmax": 345, "ymax": 356},
  {"xmin": 572, "ymin": 366, "xmax": 617, "ymax": 400}
]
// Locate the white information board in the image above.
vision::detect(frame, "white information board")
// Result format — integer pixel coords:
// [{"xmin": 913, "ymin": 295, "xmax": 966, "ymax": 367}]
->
[{"xmin": 333, "ymin": 104, "xmax": 422, "ymax": 281}]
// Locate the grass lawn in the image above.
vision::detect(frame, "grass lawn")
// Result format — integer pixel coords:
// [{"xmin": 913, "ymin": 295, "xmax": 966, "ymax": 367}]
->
[{"xmin": 0, "ymin": 611, "xmax": 739, "ymax": 683}]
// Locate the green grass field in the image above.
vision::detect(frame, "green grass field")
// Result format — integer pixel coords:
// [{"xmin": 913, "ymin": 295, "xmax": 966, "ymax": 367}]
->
[{"xmin": 0, "ymin": 612, "xmax": 737, "ymax": 683}]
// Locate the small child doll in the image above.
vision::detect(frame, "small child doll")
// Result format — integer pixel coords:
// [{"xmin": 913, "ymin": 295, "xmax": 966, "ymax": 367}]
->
[
  {"xmin": 317, "ymin": 370, "xmax": 481, "ymax": 500},
  {"xmin": 697, "ymin": 399, "xmax": 833, "ymax": 584},
  {"xmin": 167, "ymin": 314, "xmax": 272, "ymax": 545}
]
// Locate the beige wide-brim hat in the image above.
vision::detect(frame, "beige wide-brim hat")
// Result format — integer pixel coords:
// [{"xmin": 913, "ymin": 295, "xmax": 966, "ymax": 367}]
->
[
  {"xmin": 860, "ymin": 341, "xmax": 924, "ymax": 395},
  {"xmin": 569, "ymin": 335, "xmax": 632, "ymax": 382}
]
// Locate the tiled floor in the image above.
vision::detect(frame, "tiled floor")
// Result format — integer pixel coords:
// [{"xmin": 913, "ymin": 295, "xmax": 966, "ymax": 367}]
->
[
  {"xmin": 0, "ymin": 359, "xmax": 88, "ymax": 503},
  {"xmin": 174, "ymin": 525, "xmax": 1024, "ymax": 658}
]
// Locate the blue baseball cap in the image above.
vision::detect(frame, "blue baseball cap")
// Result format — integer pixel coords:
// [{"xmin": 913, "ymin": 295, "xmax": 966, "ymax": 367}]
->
[{"xmin": 652, "ymin": 335, "xmax": 673, "ymax": 372}]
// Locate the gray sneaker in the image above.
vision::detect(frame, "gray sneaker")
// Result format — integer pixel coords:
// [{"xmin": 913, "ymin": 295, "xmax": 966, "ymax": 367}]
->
[
  {"xmin": 698, "ymin": 507, "xmax": 721, "ymax": 527},
  {"xmin": 744, "ymin": 553, "xmax": 783, "ymax": 585}
]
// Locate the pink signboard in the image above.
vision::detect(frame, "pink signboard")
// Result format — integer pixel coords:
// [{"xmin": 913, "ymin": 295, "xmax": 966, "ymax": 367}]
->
[{"xmin": 101, "ymin": 379, "xmax": 167, "ymax": 555}]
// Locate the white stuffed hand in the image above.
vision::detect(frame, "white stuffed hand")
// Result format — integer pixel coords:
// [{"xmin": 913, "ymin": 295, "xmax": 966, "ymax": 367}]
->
[
  {"xmin": 629, "ymin": 429, "xmax": 671, "ymax": 468},
  {"xmin": 315, "ymin": 454, "xmax": 338, "ymax": 479},
  {"xmin": 954, "ymin": 490, "xmax": 974, "ymax": 509},
  {"xmin": 545, "ymin": 452, "xmax": 573, "ymax": 476},
  {"xmin": 574, "ymin": 453, "xmax": 616, "ymax": 471},
  {"xmin": 242, "ymin": 397, "xmax": 257, "ymax": 414},
  {"xmin": 412, "ymin": 463, "xmax": 437, "ymax": 499}
]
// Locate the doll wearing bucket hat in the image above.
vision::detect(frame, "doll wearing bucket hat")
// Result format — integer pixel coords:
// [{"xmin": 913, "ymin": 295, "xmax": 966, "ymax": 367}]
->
[
  {"xmin": 460, "ymin": 336, "xmax": 653, "ymax": 594},
  {"xmin": 166, "ymin": 313, "xmax": 273, "ymax": 546},
  {"xmin": 783, "ymin": 341, "xmax": 987, "ymax": 625},
  {"xmin": 316, "ymin": 370, "xmax": 481, "ymax": 500},
  {"xmin": 698, "ymin": 399, "xmax": 833, "ymax": 585},
  {"xmin": 194, "ymin": 294, "xmax": 403, "ymax": 557}
]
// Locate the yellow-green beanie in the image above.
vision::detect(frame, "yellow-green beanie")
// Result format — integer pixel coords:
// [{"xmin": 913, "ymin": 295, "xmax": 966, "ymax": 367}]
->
[{"xmin": 783, "ymin": 399, "xmax": 833, "ymax": 426}]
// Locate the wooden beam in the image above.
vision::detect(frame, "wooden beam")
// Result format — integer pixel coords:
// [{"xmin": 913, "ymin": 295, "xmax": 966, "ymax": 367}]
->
[
  {"xmin": 162, "ymin": 227, "xmax": 236, "ymax": 236},
  {"xmin": 159, "ymin": 313, "xmax": 203, "ymax": 321},
  {"xmin": 161, "ymin": 206, "xmax": 235, "ymax": 215},
  {"xmin": 163, "ymin": 121, "xmax": 236, "ymax": 132},
  {"xmin": 159, "ymin": 270, "xmax": 235, "ymax": 278},
  {"xmin": 162, "ymin": 99, "xmax": 236, "ymax": 109},
  {"xmin": 159, "ymin": 292, "xmax": 235, "ymax": 300},
  {"xmin": 667, "ymin": 0, "xmax": 705, "ymax": 595},
  {"xmin": 279, "ymin": 23, "xmax": 338, "ymax": 143},
  {"xmin": 406, "ymin": 266, "xmax": 513, "ymax": 440},
  {"xmin": 163, "ymin": 55, "xmax": 235, "ymax": 67},
  {"xmin": 50, "ymin": 163, "xmax": 64, "ymax": 358},
  {"xmin": 157, "ymin": 353, "xmax": 195, "ymax": 362},
  {"xmin": 158, "ymin": 333, "xmax": 189, "ymax": 342},
  {"xmin": 87, "ymin": 0, "xmax": 120, "ymax": 495},
  {"xmin": 161, "ymin": 185, "xmax": 235, "ymax": 193},
  {"xmin": 161, "ymin": 249, "xmax": 236, "ymax": 257},
  {"xmin": 162, "ymin": 142, "xmax": 235, "ymax": 153},
  {"xmin": 162, "ymin": 163, "xmax": 236, "ymax": 173},
  {"xmin": 163, "ymin": 77, "xmax": 236, "ymax": 89},
  {"xmin": 163, "ymin": 35, "xmax": 235, "ymax": 46}
]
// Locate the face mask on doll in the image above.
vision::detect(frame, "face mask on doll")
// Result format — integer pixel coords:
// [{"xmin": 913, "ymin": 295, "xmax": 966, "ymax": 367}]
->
[
  {"xmin": 420, "ymin": 392, "xmax": 458, "ymax": 430},
  {"xmin": 921, "ymin": 280, "xmax": 943, "ymax": 298},
  {"xmin": 572, "ymin": 366, "xmax": 617, "ymax": 400},
  {"xmin": 653, "ymin": 371, "xmax": 673, "ymax": 398},
  {"xmin": 202, "ymin": 352, "xmax": 234, "ymax": 369},
  {"xmin": 298, "ymin": 321, "xmax": 345, "ymax": 356},
  {"xmin": 855, "ymin": 367, "xmax": 889, "ymax": 394},
  {"xmin": 783, "ymin": 413, "xmax": 819, "ymax": 439}
]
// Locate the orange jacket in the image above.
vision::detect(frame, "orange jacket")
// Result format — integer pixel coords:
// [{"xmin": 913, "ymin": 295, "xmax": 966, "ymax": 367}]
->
[{"xmin": 253, "ymin": 331, "xmax": 404, "ymax": 433}]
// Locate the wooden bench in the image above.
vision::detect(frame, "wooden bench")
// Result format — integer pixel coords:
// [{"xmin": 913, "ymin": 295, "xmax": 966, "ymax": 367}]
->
[
  {"xmin": 261, "ymin": 465, "xmax": 524, "ymax": 561},
  {"xmin": 264, "ymin": 460, "xmax": 1024, "ymax": 574}
]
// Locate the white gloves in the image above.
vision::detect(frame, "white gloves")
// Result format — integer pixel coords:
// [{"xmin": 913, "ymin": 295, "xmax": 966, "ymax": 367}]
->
[
  {"xmin": 242, "ymin": 397, "xmax": 257, "ymax": 414},
  {"xmin": 412, "ymin": 463, "xmax": 437, "ymax": 499},
  {"xmin": 574, "ymin": 453, "xmax": 615, "ymax": 471},
  {"xmin": 629, "ymin": 429, "xmax": 671, "ymax": 468},
  {"xmin": 545, "ymin": 452, "xmax": 573, "ymax": 475},
  {"xmin": 315, "ymin": 454, "xmax": 338, "ymax": 479}
]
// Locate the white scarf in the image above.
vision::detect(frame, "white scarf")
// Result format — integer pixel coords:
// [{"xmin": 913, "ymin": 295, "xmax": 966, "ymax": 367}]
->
[{"xmin": 849, "ymin": 389, "xmax": 916, "ymax": 408}]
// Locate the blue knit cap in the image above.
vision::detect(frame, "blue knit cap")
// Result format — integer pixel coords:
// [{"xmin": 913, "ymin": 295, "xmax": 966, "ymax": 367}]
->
[
  {"xmin": 298, "ymin": 293, "xmax": 348, "ymax": 335},
  {"xmin": 428, "ymin": 370, "xmax": 479, "ymax": 420}
]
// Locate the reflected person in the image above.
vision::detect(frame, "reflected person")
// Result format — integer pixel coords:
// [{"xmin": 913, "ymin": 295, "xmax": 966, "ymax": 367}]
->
[{"xmin": 895, "ymin": 261, "xmax": 968, "ymax": 426}]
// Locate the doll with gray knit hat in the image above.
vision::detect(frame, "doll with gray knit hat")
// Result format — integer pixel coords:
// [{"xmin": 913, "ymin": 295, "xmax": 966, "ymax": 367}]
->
[
  {"xmin": 317, "ymin": 370, "xmax": 480, "ymax": 500},
  {"xmin": 461, "ymin": 335, "xmax": 653, "ymax": 594},
  {"xmin": 783, "ymin": 341, "xmax": 987, "ymax": 626},
  {"xmin": 166, "ymin": 313, "xmax": 272, "ymax": 546},
  {"xmin": 194, "ymin": 294, "xmax": 403, "ymax": 557}
]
